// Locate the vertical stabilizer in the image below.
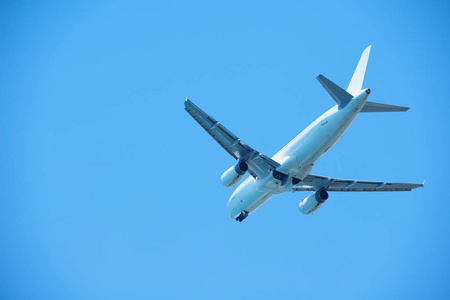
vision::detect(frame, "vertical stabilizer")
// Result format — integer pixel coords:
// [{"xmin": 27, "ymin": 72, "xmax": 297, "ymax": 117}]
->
[{"xmin": 347, "ymin": 45, "xmax": 371, "ymax": 96}]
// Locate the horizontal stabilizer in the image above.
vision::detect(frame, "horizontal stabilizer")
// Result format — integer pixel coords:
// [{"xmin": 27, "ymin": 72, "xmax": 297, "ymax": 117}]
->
[
  {"xmin": 361, "ymin": 101, "xmax": 410, "ymax": 113},
  {"xmin": 317, "ymin": 74, "xmax": 353, "ymax": 106}
]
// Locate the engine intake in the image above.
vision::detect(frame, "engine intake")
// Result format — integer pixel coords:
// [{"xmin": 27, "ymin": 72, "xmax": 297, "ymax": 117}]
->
[
  {"xmin": 220, "ymin": 161, "xmax": 248, "ymax": 187},
  {"xmin": 299, "ymin": 188, "xmax": 329, "ymax": 215}
]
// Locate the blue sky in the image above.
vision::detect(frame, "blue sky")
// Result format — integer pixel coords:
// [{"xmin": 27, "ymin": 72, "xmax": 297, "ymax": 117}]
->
[{"xmin": 1, "ymin": 1, "xmax": 449, "ymax": 299}]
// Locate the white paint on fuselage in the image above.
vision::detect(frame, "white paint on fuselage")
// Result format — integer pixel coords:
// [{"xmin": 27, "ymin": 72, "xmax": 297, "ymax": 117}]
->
[{"xmin": 227, "ymin": 90, "xmax": 370, "ymax": 220}]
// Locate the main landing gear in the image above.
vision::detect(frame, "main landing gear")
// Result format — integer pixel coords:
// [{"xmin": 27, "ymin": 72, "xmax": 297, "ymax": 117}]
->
[{"xmin": 236, "ymin": 211, "xmax": 249, "ymax": 222}]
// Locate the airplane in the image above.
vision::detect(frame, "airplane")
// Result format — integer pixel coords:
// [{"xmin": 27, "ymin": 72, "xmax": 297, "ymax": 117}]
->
[{"xmin": 184, "ymin": 45, "xmax": 423, "ymax": 222}]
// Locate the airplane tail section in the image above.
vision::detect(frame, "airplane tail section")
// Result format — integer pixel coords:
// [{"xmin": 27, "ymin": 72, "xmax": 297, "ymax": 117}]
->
[
  {"xmin": 318, "ymin": 46, "xmax": 409, "ymax": 113},
  {"xmin": 317, "ymin": 45, "xmax": 372, "ymax": 106},
  {"xmin": 347, "ymin": 45, "xmax": 371, "ymax": 96}
]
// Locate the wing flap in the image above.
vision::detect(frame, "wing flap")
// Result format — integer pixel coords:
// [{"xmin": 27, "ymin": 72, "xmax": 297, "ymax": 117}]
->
[{"xmin": 185, "ymin": 99, "xmax": 279, "ymax": 178}]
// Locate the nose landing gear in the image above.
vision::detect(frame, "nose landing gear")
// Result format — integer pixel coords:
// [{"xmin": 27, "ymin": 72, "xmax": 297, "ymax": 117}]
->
[{"xmin": 236, "ymin": 211, "xmax": 249, "ymax": 222}]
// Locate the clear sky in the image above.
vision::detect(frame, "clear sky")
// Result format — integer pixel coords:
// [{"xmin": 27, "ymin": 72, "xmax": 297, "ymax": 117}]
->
[{"xmin": 1, "ymin": 1, "xmax": 449, "ymax": 299}]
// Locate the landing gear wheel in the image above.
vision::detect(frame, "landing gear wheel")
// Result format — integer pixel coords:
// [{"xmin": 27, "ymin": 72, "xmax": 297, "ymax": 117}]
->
[{"xmin": 236, "ymin": 211, "xmax": 249, "ymax": 222}]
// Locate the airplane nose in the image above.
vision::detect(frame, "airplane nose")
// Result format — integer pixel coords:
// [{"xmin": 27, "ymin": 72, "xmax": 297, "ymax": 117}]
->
[
  {"xmin": 227, "ymin": 196, "xmax": 240, "ymax": 220},
  {"xmin": 227, "ymin": 204, "xmax": 236, "ymax": 220},
  {"xmin": 366, "ymin": 88, "xmax": 371, "ymax": 94}
]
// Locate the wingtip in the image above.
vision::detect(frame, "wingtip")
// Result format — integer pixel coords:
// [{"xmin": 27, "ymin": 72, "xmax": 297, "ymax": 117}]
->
[{"xmin": 421, "ymin": 180, "xmax": 426, "ymax": 187}]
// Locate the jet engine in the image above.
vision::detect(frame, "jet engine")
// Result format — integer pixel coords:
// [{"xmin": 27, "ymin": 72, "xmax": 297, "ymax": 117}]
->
[
  {"xmin": 220, "ymin": 161, "xmax": 248, "ymax": 187},
  {"xmin": 299, "ymin": 189, "xmax": 329, "ymax": 215}
]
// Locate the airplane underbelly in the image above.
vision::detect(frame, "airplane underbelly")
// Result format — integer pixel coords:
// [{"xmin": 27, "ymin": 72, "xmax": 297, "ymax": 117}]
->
[
  {"xmin": 227, "ymin": 179, "xmax": 274, "ymax": 219},
  {"xmin": 246, "ymin": 192, "xmax": 273, "ymax": 213},
  {"xmin": 293, "ymin": 130, "xmax": 333, "ymax": 166},
  {"xmin": 293, "ymin": 113, "xmax": 349, "ymax": 166}
]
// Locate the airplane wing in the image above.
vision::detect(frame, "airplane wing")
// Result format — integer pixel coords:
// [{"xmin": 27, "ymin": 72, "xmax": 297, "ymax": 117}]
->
[
  {"xmin": 184, "ymin": 99, "xmax": 279, "ymax": 178},
  {"xmin": 293, "ymin": 174, "xmax": 424, "ymax": 192}
]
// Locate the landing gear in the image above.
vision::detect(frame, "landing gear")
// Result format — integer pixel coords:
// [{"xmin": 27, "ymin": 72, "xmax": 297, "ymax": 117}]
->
[{"xmin": 236, "ymin": 211, "xmax": 249, "ymax": 222}]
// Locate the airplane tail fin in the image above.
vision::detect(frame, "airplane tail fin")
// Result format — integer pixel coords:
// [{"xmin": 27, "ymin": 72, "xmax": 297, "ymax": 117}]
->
[
  {"xmin": 318, "ymin": 46, "xmax": 410, "ymax": 113},
  {"xmin": 347, "ymin": 45, "xmax": 371, "ymax": 96}
]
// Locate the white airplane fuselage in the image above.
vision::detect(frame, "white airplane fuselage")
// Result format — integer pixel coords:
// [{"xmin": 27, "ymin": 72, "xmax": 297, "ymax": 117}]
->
[{"xmin": 227, "ymin": 89, "xmax": 370, "ymax": 220}]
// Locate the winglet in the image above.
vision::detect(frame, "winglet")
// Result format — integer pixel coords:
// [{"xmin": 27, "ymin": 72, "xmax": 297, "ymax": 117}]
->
[
  {"xmin": 184, "ymin": 98, "xmax": 192, "ymax": 109},
  {"xmin": 347, "ymin": 45, "xmax": 371, "ymax": 96}
]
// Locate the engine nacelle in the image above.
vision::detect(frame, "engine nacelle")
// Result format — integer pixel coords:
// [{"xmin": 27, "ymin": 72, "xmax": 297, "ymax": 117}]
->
[
  {"xmin": 220, "ymin": 161, "xmax": 248, "ymax": 187},
  {"xmin": 299, "ymin": 189, "xmax": 329, "ymax": 215}
]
